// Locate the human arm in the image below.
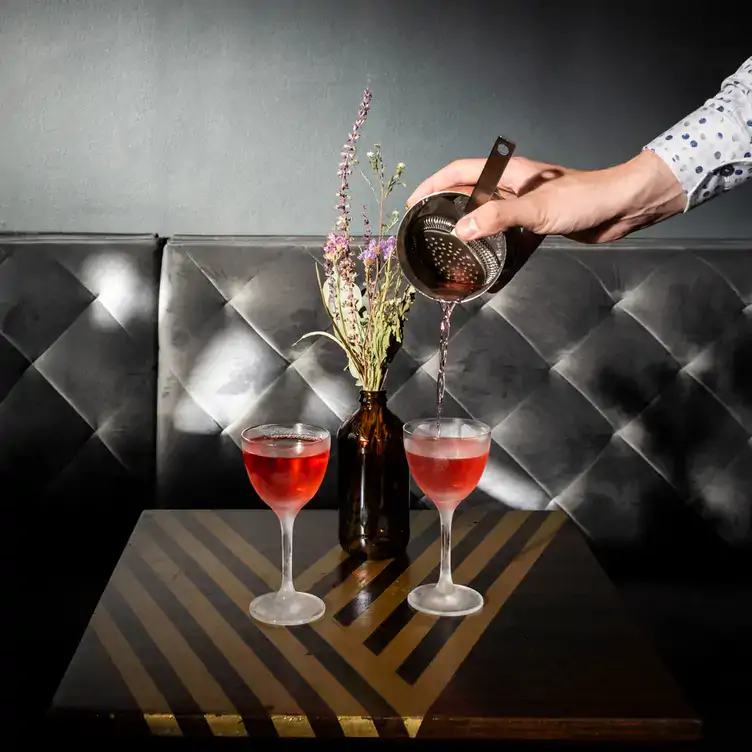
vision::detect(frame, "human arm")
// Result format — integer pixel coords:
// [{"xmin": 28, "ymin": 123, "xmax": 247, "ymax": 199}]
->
[
  {"xmin": 407, "ymin": 56, "xmax": 752, "ymax": 244},
  {"xmin": 644, "ymin": 55, "xmax": 752, "ymax": 211}
]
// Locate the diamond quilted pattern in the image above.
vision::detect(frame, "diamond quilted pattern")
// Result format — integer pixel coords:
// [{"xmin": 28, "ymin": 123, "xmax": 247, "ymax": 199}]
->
[
  {"xmin": 556, "ymin": 309, "xmax": 679, "ymax": 429},
  {"xmin": 160, "ymin": 245, "xmax": 228, "ymax": 349},
  {"xmin": 0, "ymin": 335, "xmax": 28, "ymax": 403},
  {"xmin": 388, "ymin": 368, "xmax": 472, "ymax": 422},
  {"xmin": 422, "ymin": 305, "xmax": 549, "ymax": 427},
  {"xmin": 619, "ymin": 372, "xmax": 748, "ymax": 500},
  {"xmin": 229, "ymin": 251, "xmax": 334, "ymax": 361},
  {"xmin": 0, "ymin": 235, "xmax": 159, "ymax": 507},
  {"xmin": 0, "ymin": 368, "xmax": 93, "ymax": 494},
  {"xmin": 699, "ymin": 443, "xmax": 752, "ymax": 543},
  {"xmin": 175, "ymin": 304, "xmax": 289, "ymax": 428},
  {"xmin": 183, "ymin": 242, "xmax": 283, "ymax": 300},
  {"xmin": 35, "ymin": 300, "xmax": 148, "ymax": 430},
  {"xmin": 493, "ymin": 370, "xmax": 614, "ymax": 497},
  {"xmin": 618, "ymin": 253, "xmax": 746, "ymax": 365},
  {"xmin": 487, "ymin": 251, "xmax": 615, "ymax": 364},
  {"xmin": 292, "ymin": 336, "xmax": 362, "ymax": 422},
  {"xmin": 157, "ymin": 237, "xmax": 752, "ymax": 548},
  {"xmin": 400, "ymin": 292, "xmax": 489, "ymax": 362},
  {"xmin": 476, "ymin": 441, "xmax": 550, "ymax": 510},
  {"xmin": 54, "ymin": 244, "xmax": 159, "ymax": 363},
  {"xmin": 568, "ymin": 248, "xmax": 676, "ymax": 302},
  {"xmin": 0, "ymin": 249, "xmax": 95, "ymax": 361},
  {"xmin": 684, "ymin": 311, "xmax": 752, "ymax": 433},
  {"xmin": 556, "ymin": 435, "xmax": 683, "ymax": 545},
  {"xmin": 696, "ymin": 248, "xmax": 752, "ymax": 305},
  {"xmin": 293, "ymin": 336, "xmax": 420, "ymax": 423}
]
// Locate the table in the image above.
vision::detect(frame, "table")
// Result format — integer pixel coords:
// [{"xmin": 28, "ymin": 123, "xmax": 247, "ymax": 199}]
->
[{"xmin": 49, "ymin": 509, "xmax": 700, "ymax": 742}]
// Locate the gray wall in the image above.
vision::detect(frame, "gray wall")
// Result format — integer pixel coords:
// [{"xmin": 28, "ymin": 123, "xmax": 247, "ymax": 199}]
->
[{"xmin": 1, "ymin": 0, "xmax": 750, "ymax": 237}]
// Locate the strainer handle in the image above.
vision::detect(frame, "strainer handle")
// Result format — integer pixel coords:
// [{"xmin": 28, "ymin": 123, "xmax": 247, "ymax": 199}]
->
[{"xmin": 464, "ymin": 136, "xmax": 517, "ymax": 215}]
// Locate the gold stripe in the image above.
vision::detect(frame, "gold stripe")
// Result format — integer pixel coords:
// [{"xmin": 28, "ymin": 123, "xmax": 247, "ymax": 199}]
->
[
  {"xmin": 346, "ymin": 510, "xmax": 486, "ymax": 642},
  {"xmin": 337, "ymin": 716, "xmax": 380, "ymax": 738},
  {"xmin": 192, "ymin": 512, "xmax": 419, "ymax": 714},
  {"xmin": 323, "ymin": 512, "xmax": 437, "ymax": 614},
  {"xmin": 411, "ymin": 512, "xmax": 568, "ymax": 709},
  {"xmin": 192, "ymin": 511, "xmax": 279, "ymax": 589},
  {"xmin": 403, "ymin": 716, "xmax": 424, "ymax": 739},
  {"xmin": 190, "ymin": 508, "xmax": 557, "ymax": 720},
  {"xmin": 91, "ymin": 606, "xmax": 182, "ymax": 736},
  {"xmin": 142, "ymin": 713, "xmax": 183, "ymax": 736},
  {"xmin": 307, "ymin": 615, "xmax": 418, "ymax": 713},
  {"xmin": 325, "ymin": 559, "xmax": 392, "ymax": 611},
  {"xmin": 202, "ymin": 714, "xmax": 248, "ymax": 737},
  {"xmin": 137, "ymin": 533, "xmax": 309, "ymax": 722},
  {"xmin": 111, "ymin": 565, "xmax": 249, "ymax": 737},
  {"xmin": 154, "ymin": 514, "xmax": 371, "ymax": 736},
  {"xmin": 295, "ymin": 543, "xmax": 347, "ymax": 593},
  {"xmin": 296, "ymin": 511, "xmax": 436, "ymax": 592},
  {"xmin": 271, "ymin": 715, "xmax": 317, "ymax": 738},
  {"xmin": 378, "ymin": 511, "xmax": 531, "ymax": 671}
]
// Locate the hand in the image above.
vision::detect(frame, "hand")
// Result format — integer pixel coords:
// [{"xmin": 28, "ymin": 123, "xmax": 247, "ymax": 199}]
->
[{"xmin": 407, "ymin": 151, "xmax": 687, "ymax": 244}]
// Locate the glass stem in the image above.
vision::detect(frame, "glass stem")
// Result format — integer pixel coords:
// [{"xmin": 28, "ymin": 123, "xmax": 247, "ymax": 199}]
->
[
  {"xmin": 437, "ymin": 506, "xmax": 455, "ymax": 595},
  {"xmin": 278, "ymin": 512, "xmax": 296, "ymax": 595}
]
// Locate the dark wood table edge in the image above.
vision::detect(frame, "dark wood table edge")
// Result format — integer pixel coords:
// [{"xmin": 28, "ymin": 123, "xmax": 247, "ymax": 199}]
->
[{"xmin": 45, "ymin": 707, "xmax": 702, "ymax": 743}]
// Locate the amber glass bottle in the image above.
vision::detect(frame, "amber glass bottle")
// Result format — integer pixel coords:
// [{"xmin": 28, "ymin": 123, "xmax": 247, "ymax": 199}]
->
[{"xmin": 337, "ymin": 390, "xmax": 410, "ymax": 559}]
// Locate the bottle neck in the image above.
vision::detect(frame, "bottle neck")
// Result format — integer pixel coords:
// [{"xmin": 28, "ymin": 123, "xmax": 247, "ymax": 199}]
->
[{"xmin": 359, "ymin": 390, "xmax": 387, "ymax": 409}]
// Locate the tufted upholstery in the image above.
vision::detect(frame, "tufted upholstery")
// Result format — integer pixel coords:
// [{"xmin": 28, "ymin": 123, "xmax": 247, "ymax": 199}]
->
[
  {"xmin": 0, "ymin": 235, "xmax": 161, "ymax": 724},
  {"xmin": 157, "ymin": 236, "xmax": 752, "ymax": 558},
  {"xmin": 1, "ymin": 234, "xmax": 160, "ymax": 512},
  {"xmin": 2, "ymin": 235, "xmax": 160, "ymax": 709}
]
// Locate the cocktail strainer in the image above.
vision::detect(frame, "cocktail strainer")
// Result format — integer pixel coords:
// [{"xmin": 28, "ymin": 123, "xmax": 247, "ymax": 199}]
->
[{"xmin": 397, "ymin": 136, "xmax": 516, "ymax": 303}]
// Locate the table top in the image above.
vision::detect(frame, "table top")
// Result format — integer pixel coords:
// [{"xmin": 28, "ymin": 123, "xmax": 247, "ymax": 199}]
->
[{"xmin": 50, "ymin": 509, "xmax": 699, "ymax": 742}]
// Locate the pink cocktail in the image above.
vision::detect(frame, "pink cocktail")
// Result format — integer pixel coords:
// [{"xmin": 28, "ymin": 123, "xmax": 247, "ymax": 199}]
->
[
  {"xmin": 404, "ymin": 418, "xmax": 491, "ymax": 617},
  {"xmin": 241, "ymin": 424, "xmax": 330, "ymax": 626},
  {"xmin": 243, "ymin": 435, "xmax": 329, "ymax": 514}
]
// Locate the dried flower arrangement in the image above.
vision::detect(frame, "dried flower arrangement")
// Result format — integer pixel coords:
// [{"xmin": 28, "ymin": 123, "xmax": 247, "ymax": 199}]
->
[{"xmin": 298, "ymin": 89, "xmax": 415, "ymax": 391}]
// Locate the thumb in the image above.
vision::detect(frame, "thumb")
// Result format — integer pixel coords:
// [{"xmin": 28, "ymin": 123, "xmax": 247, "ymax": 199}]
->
[{"xmin": 455, "ymin": 197, "xmax": 540, "ymax": 242}]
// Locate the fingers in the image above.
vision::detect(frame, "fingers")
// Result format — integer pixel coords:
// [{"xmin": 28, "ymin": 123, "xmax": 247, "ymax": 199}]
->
[
  {"xmin": 455, "ymin": 196, "xmax": 541, "ymax": 241},
  {"xmin": 407, "ymin": 156, "xmax": 558, "ymax": 208},
  {"xmin": 443, "ymin": 184, "xmax": 517, "ymax": 201},
  {"xmin": 407, "ymin": 159, "xmax": 486, "ymax": 207}
]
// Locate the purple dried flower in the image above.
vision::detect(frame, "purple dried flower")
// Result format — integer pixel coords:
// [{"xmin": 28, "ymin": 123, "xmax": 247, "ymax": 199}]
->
[
  {"xmin": 323, "ymin": 232, "xmax": 350, "ymax": 262},
  {"xmin": 358, "ymin": 238, "xmax": 379, "ymax": 264},
  {"xmin": 358, "ymin": 236, "xmax": 396, "ymax": 264},
  {"xmin": 381, "ymin": 235, "xmax": 397, "ymax": 260},
  {"xmin": 334, "ymin": 88, "xmax": 372, "ymax": 234}
]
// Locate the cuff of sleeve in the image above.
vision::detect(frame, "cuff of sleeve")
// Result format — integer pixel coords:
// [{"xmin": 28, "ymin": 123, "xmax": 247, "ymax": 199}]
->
[{"xmin": 644, "ymin": 104, "xmax": 752, "ymax": 211}]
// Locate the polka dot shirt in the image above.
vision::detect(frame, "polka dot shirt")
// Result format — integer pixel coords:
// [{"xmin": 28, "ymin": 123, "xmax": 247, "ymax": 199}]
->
[{"xmin": 644, "ymin": 56, "xmax": 752, "ymax": 211}]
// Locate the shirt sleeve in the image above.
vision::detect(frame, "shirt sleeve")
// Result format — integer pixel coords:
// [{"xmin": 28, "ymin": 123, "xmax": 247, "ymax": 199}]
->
[{"xmin": 644, "ymin": 56, "xmax": 752, "ymax": 211}]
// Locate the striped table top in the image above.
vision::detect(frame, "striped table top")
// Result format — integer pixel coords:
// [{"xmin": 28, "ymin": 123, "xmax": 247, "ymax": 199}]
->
[{"xmin": 50, "ymin": 509, "xmax": 699, "ymax": 742}]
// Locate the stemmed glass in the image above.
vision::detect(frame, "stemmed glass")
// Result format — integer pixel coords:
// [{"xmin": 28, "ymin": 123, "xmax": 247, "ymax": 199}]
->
[
  {"xmin": 403, "ymin": 418, "xmax": 491, "ymax": 617},
  {"xmin": 241, "ymin": 423, "xmax": 330, "ymax": 626}
]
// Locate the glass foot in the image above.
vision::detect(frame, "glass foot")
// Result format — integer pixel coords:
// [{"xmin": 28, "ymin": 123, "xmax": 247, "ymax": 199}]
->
[
  {"xmin": 249, "ymin": 590, "xmax": 325, "ymax": 627},
  {"xmin": 408, "ymin": 583, "xmax": 483, "ymax": 617}
]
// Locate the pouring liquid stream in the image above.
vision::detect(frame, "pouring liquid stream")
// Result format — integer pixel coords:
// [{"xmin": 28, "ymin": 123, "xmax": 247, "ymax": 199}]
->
[{"xmin": 435, "ymin": 300, "xmax": 457, "ymax": 435}]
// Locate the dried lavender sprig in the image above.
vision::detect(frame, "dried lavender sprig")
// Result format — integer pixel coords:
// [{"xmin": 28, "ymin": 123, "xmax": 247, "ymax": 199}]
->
[
  {"xmin": 335, "ymin": 88, "xmax": 372, "ymax": 235},
  {"xmin": 325, "ymin": 88, "xmax": 374, "ymax": 364}
]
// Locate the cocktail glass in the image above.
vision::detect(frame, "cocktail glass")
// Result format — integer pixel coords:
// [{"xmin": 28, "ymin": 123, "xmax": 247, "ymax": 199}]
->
[
  {"xmin": 241, "ymin": 423, "xmax": 330, "ymax": 626},
  {"xmin": 403, "ymin": 417, "xmax": 491, "ymax": 617}
]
